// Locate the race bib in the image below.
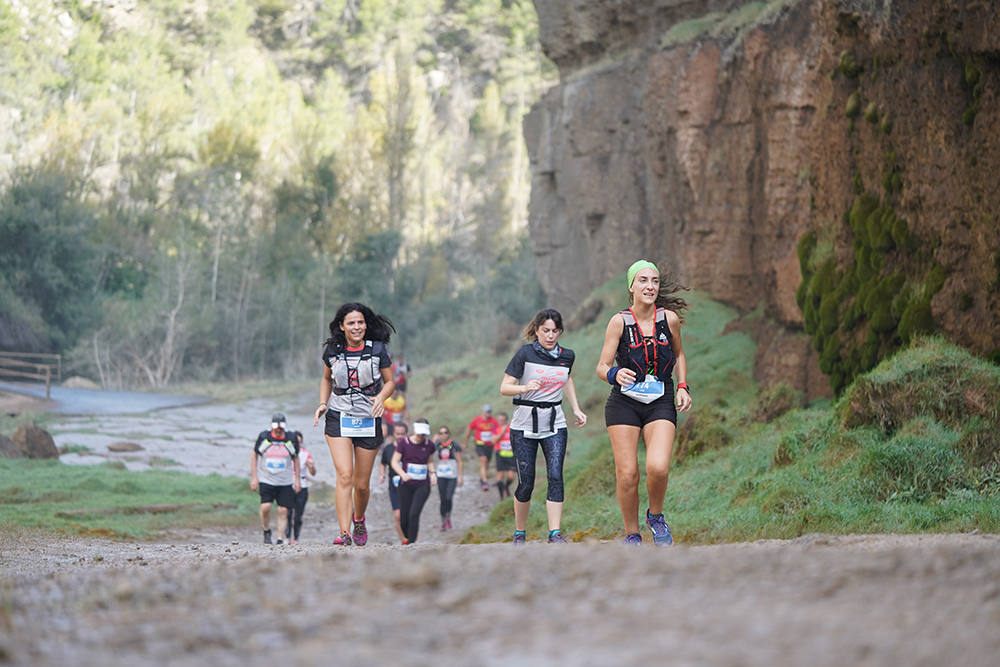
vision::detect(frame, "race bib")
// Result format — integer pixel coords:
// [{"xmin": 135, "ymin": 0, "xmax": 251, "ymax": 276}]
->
[
  {"xmin": 340, "ymin": 415, "xmax": 376, "ymax": 437},
  {"xmin": 498, "ymin": 440, "xmax": 513, "ymax": 457},
  {"xmin": 440, "ymin": 449, "xmax": 451, "ymax": 460},
  {"xmin": 392, "ymin": 475, "xmax": 400, "ymax": 487},
  {"xmin": 479, "ymin": 430, "xmax": 494, "ymax": 442},
  {"xmin": 622, "ymin": 374, "xmax": 665, "ymax": 404},
  {"xmin": 437, "ymin": 460, "xmax": 458, "ymax": 479},
  {"xmin": 406, "ymin": 463, "xmax": 428, "ymax": 480},
  {"xmin": 265, "ymin": 458, "xmax": 288, "ymax": 472}
]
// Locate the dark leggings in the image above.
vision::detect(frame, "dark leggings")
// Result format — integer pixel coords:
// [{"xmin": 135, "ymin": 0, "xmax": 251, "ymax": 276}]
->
[
  {"xmin": 438, "ymin": 477, "xmax": 457, "ymax": 518},
  {"xmin": 284, "ymin": 487, "xmax": 309, "ymax": 540},
  {"xmin": 511, "ymin": 428, "xmax": 568, "ymax": 503},
  {"xmin": 398, "ymin": 483, "xmax": 431, "ymax": 542}
]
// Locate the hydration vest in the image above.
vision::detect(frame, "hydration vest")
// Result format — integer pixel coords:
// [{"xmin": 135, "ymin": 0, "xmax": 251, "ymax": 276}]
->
[
  {"xmin": 331, "ymin": 340, "xmax": 383, "ymax": 398},
  {"xmin": 616, "ymin": 308, "xmax": 675, "ymax": 380}
]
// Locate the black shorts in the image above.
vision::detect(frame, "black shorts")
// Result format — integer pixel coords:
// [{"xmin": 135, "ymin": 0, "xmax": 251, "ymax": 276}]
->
[
  {"xmin": 495, "ymin": 453, "xmax": 516, "ymax": 471},
  {"xmin": 475, "ymin": 444, "xmax": 494, "ymax": 461},
  {"xmin": 324, "ymin": 411, "xmax": 382, "ymax": 450},
  {"xmin": 259, "ymin": 483, "xmax": 295, "ymax": 509},
  {"xmin": 604, "ymin": 387, "xmax": 677, "ymax": 427}
]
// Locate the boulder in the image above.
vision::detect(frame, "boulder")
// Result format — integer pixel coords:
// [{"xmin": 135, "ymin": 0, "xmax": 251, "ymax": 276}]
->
[
  {"xmin": 11, "ymin": 424, "xmax": 59, "ymax": 459},
  {"xmin": 62, "ymin": 376, "xmax": 100, "ymax": 390},
  {"xmin": 0, "ymin": 434, "xmax": 22, "ymax": 458}
]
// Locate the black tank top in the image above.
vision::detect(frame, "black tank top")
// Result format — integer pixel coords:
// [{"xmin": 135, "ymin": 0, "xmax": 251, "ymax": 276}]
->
[{"xmin": 615, "ymin": 308, "xmax": 675, "ymax": 382}]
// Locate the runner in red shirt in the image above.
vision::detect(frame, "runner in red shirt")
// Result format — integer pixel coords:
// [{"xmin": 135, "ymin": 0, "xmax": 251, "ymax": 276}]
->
[
  {"xmin": 464, "ymin": 404, "xmax": 499, "ymax": 491},
  {"xmin": 493, "ymin": 412, "xmax": 515, "ymax": 499}
]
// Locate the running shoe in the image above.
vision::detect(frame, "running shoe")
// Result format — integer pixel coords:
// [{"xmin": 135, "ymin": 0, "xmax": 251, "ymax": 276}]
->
[
  {"xmin": 547, "ymin": 531, "xmax": 568, "ymax": 544},
  {"xmin": 480, "ymin": 480, "xmax": 489, "ymax": 492},
  {"xmin": 275, "ymin": 539, "xmax": 284, "ymax": 545},
  {"xmin": 352, "ymin": 516, "xmax": 368, "ymax": 546},
  {"xmin": 263, "ymin": 529, "xmax": 272, "ymax": 545},
  {"xmin": 623, "ymin": 533, "xmax": 642, "ymax": 545},
  {"xmin": 332, "ymin": 532, "xmax": 353, "ymax": 546},
  {"xmin": 441, "ymin": 520, "xmax": 448, "ymax": 532},
  {"xmin": 646, "ymin": 509, "xmax": 674, "ymax": 546},
  {"xmin": 446, "ymin": 517, "xmax": 453, "ymax": 531},
  {"xmin": 512, "ymin": 531, "xmax": 527, "ymax": 545}
]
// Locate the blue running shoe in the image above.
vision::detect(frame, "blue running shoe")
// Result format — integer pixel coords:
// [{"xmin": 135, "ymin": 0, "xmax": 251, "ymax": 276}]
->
[
  {"xmin": 646, "ymin": 509, "xmax": 673, "ymax": 546},
  {"xmin": 512, "ymin": 531, "xmax": 527, "ymax": 545},
  {"xmin": 623, "ymin": 533, "xmax": 642, "ymax": 545}
]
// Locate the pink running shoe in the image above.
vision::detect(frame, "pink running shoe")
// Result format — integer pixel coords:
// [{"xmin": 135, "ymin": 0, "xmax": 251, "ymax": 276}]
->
[
  {"xmin": 352, "ymin": 516, "xmax": 368, "ymax": 546},
  {"xmin": 333, "ymin": 532, "xmax": 353, "ymax": 546}
]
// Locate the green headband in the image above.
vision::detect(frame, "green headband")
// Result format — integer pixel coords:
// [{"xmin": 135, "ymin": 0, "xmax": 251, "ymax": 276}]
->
[{"xmin": 626, "ymin": 260, "xmax": 658, "ymax": 289}]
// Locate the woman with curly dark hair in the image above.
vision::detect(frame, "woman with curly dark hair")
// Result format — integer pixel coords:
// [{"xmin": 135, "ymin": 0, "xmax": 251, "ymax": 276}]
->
[
  {"xmin": 595, "ymin": 260, "xmax": 692, "ymax": 546},
  {"xmin": 313, "ymin": 302, "xmax": 396, "ymax": 546}
]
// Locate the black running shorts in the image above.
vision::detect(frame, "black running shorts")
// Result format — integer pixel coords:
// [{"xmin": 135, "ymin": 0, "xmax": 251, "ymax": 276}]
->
[
  {"xmin": 604, "ymin": 387, "xmax": 677, "ymax": 427},
  {"xmin": 495, "ymin": 453, "xmax": 516, "ymax": 471},
  {"xmin": 475, "ymin": 444, "xmax": 494, "ymax": 461},
  {"xmin": 324, "ymin": 410, "xmax": 382, "ymax": 450},
  {"xmin": 259, "ymin": 482, "xmax": 295, "ymax": 508}
]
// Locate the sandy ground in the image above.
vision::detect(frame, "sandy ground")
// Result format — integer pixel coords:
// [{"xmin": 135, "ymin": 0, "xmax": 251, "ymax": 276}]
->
[{"xmin": 3, "ymin": 389, "xmax": 1000, "ymax": 665}]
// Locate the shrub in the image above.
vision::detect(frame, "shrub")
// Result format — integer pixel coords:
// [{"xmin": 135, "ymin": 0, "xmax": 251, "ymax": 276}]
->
[{"xmin": 751, "ymin": 382, "xmax": 805, "ymax": 423}]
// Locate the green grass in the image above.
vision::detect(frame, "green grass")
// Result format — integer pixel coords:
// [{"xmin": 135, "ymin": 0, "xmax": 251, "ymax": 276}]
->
[{"xmin": 0, "ymin": 460, "xmax": 256, "ymax": 539}]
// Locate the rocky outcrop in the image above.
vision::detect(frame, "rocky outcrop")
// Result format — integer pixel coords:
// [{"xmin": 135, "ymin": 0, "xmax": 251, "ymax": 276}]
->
[
  {"xmin": 4, "ymin": 424, "xmax": 58, "ymax": 459},
  {"xmin": 526, "ymin": 0, "xmax": 1000, "ymax": 396}
]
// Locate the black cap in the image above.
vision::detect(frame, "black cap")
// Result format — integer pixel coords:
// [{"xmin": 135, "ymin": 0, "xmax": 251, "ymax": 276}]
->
[{"xmin": 271, "ymin": 413, "xmax": 286, "ymax": 424}]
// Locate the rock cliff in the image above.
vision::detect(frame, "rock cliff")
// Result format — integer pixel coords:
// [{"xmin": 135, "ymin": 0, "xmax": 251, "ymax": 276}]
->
[{"xmin": 526, "ymin": 0, "xmax": 1000, "ymax": 397}]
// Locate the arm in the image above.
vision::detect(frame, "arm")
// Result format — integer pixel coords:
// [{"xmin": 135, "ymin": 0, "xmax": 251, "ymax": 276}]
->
[
  {"xmin": 463, "ymin": 423, "xmax": 475, "ymax": 449},
  {"xmin": 306, "ymin": 454, "xmax": 317, "ymax": 477},
  {"xmin": 427, "ymin": 452, "xmax": 437, "ymax": 487},
  {"xmin": 391, "ymin": 450, "xmax": 410, "ymax": 482},
  {"xmin": 456, "ymin": 447, "xmax": 464, "ymax": 486},
  {"xmin": 563, "ymin": 376, "xmax": 587, "ymax": 427},
  {"xmin": 250, "ymin": 449, "xmax": 259, "ymax": 491},
  {"xmin": 314, "ymin": 365, "xmax": 332, "ymax": 426},
  {"xmin": 371, "ymin": 367, "xmax": 395, "ymax": 418},
  {"xmin": 667, "ymin": 311, "xmax": 692, "ymax": 413},
  {"xmin": 293, "ymin": 455, "xmax": 301, "ymax": 493},
  {"xmin": 499, "ymin": 373, "xmax": 541, "ymax": 396},
  {"xmin": 596, "ymin": 314, "xmax": 636, "ymax": 388}
]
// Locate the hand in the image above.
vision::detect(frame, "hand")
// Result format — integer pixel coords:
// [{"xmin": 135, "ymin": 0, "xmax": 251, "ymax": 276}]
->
[
  {"xmin": 250, "ymin": 479, "xmax": 258, "ymax": 491},
  {"xmin": 430, "ymin": 472, "xmax": 437, "ymax": 487},
  {"xmin": 616, "ymin": 368, "xmax": 637, "ymax": 387},
  {"xmin": 371, "ymin": 401, "xmax": 385, "ymax": 419},
  {"xmin": 676, "ymin": 387, "xmax": 692, "ymax": 413},
  {"xmin": 573, "ymin": 408, "xmax": 587, "ymax": 427},
  {"xmin": 313, "ymin": 404, "xmax": 327, "ymax": 427},
  {"xmin": 378, "ymin": 472, "xmax": 386, "ymax": 484},
  {"xmin": 401, "ymin": 473, "xmax": 411, "ymax": 483},
  {"xmin": 457, "ymin": 477, "xmax": 464, "ymax": 487},
  {"xmin": 523, "ymin": 380, "xmax": 541, "ymax": 392},
  {"xmin": 294, "ymin": 481, "xmax": 301, "ymax": 493}
]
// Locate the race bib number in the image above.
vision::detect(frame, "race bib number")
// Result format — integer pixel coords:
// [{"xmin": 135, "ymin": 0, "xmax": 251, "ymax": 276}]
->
[
  {"xmin": 479, "ymin": 430, "xmax": 494, "ymax": 442},
  {"xmin": 440, "ymin": 448, "xmax": 451, "ymax": 460},
  {"xmin": 406, "ymin": 463, "xmax": 428, "ymax": 480},
  {"xmin": 498, "ymin": 440, "xmax": 513, "ymax": 457},
  {"xmin": 340, "ymin": 415, "xmax": 376, "ymax": 437},
  {"xmin": 622, "ymin": 374, "xmax": 665, "ymax": 404},
  {"xmin": 437, "ymin": 460, "xmax": 458, "ymax": 479}
]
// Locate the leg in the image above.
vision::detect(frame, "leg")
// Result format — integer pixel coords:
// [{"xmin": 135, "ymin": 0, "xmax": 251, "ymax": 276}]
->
[
  {"xmin": 478, "ymin": 454, "xmax": 488, "ymax": 485},
  {"xmin": 293, "ymin": 488, "xmax": 308, "ymax": 540},
  {"xmin": 642, "ymin": 420, "xmax": 676, "ymax": 514},
  {"xmin": 540, "ymin": 429, "xmax": 568, "ymax": 532},
  {"xmin": 405, "ymin": 484, "xmax": 431, "ymax": 542},
  {"xmin": 326, "ymin": 435, "xmax": 355, "ymax": 535},
  {"xmin": 608, "ymin": 424, "xmax": 642, "ymax": 535},
  {"xmin": 393, "ymin": 508, "xmax": 404, "ymax": 542},
  {"xmin": 352, "ymin": 446, "xmax": 379, "ymax": 520},
  {"xmin": 438, "ymin": 477, "xmax": 455, "ymax": 518},
  {"xmin": 275, "ymin": 501, "xmax": 289, "ymax": 540},
  {"xmin": 398, "ymin": 484, "xmax": 415, "ymax": 541},
  {"xmin": 511, "ymin": 431, "xmax": 539, "ymax": 531},
  {"xmin": 259, "ymin": 502, "xmax": 271, "ymax": 530},
  {"xmin": 285, "ymin": 505, "xmax": 293, "ymax": 540}
]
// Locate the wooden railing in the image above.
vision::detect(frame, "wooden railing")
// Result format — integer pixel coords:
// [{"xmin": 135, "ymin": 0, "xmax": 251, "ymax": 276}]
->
[{"xmin": 0, "ymin": 352, "xmax": 62, "ymax": 399}]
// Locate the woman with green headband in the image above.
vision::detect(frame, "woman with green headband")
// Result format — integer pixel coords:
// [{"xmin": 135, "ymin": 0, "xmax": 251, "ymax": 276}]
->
[{"xmin": 595, "ymin": 260, "xmax": 692, "ymax": 545}]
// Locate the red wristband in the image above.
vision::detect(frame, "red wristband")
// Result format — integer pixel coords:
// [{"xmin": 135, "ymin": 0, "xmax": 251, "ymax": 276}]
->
[{"xmin": 677, "ymin": 382, "xmax": 690, "ymax": 393}]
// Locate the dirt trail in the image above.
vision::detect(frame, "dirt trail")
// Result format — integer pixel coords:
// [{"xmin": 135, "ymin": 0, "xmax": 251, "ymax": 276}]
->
[
  {"xmin": 2, "ymin": 532, "xmax": 998, "ymax": 665},
  {"xmin": 3, "ymin": 393, "xmax": 1000, "ymax": 665}
]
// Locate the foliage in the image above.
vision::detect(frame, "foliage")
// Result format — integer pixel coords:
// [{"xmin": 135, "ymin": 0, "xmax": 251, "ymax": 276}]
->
[
  {"xmin": 0, "ymin": 0, "xmax": 556, "ymax": 386},
  {"xmin": 797, "ymin": 191, "xmax": 944, "ymax": 394}
]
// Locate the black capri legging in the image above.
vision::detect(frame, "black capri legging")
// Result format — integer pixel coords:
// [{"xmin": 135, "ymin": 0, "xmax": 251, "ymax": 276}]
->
[
  {"xmin": 438, "ymin": 477, "xmax": 457, "ymax": 518},
  {"xmin": 511, "ymin": 428, "xmax": 568, "ymax": 503},
  {"xmin": 398, "ymin": 483, "xmax": 431, "ymax": 543}
]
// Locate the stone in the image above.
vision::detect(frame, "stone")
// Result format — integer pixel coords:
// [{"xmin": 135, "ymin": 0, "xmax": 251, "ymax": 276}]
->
[
  {"xmin": 107, "ymin": 441, "xmax": 144, "ymax": 452},
  {"xmin": 11, "ymin": 424, "xmax": 59, "ymax": 459},
  {"xmin": 0, "ymin": 434, "xmax": 22, "ymax": 458}
]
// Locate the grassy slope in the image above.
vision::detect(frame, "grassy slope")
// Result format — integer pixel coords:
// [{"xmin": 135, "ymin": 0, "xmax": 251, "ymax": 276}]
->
[{"xmin": 409, "ymin": 280, "xmax": 1000, "ymax": 543}]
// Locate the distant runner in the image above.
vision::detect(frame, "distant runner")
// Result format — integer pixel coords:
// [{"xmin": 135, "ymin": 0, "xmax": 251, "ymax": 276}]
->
[
  {"xmin": 500, "ymin": 309, "xmax": 587, "ymax": 544},
  {"xmin": 464, "ymin": 404, "xmax": 499, "ymax": 492},
  {"xmin": 314, "ymin": 302, "xmax": 396, "ymax": 546},
  {"xmin": 391, "ymin": 418, "xmax": 437, "ymax": 544},
  {"xmin": 595, "ymin": 260, "xmax": 691, "ymax": 546},
  {"xmin": 434, "ymin": 425, "xmax": 463, "ymax": 531},
  {"xmin": 284, "ymin": 436, "xmax": 316, "ymax": 545},
  {"xmin": 250, "ymin": 413, "xmax": 301, "ymax": 545},
  {"xmin": 378, "ymin": 421, "xmax": 408, "ymax": 544},
  {"xmin": 493, "ymin": 412, "xmax": 515, "ymax": 500}
]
